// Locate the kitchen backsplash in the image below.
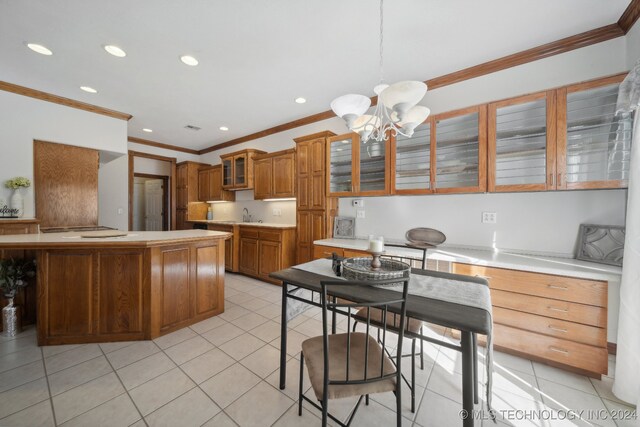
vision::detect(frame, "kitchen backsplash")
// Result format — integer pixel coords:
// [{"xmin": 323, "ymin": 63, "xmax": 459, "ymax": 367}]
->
[{"xmin": 208, "ymin": 190, "xmax": 296, "ymax": 224}]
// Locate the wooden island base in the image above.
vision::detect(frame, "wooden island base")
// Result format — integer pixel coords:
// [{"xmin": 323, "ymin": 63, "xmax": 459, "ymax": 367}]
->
[{"xmin": 0, "ymin": 230, "xmax": 229, "ymax": 346}]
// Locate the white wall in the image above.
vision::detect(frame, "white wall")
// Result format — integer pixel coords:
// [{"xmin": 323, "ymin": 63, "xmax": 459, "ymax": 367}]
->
[
  {"xmin": 626, "ymin": 19, "xmax": 640, "ymax": 68},
  {"xmin": 0, "ymin": 90, "xmax": 128, "ymax": 220},
  {"xmin": 128, "ymin": 141, "xmax": 201, "ymax": 163},
  {"xmin": 134, "ymin": 157, "xmax": 172, "ymax": 176},
  {"xmin": 209, "ymin": 190, "xmax": 296, "ymax": 224}
]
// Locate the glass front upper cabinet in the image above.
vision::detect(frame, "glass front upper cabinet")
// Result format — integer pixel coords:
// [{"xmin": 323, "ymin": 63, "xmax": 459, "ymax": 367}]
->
[
  {"xmin": 488, "ymin": 91, "xmax": 556, "ymax": 192},
  {"xmin": 234, "ymin": 154, "xmax": 247, "ymax": 187},
  {"xmin": 392, "ymin": 120, "xmax": 433, "ymax": 194},
  {"xmin": 358, "ymin": 137, "xmax": 389, "ymax": 195},
  {"xmin": 433, "ymin": 106, "xmax": 487, "ymax": 193},
  {"xmin": 222, "ymin": 158, "xmax": 233, "ymax": 187},
  {"xmin": 327, "ymin": 134, "xmax": 356, "ymax": 195},
  {"xmin": 558, "ymin": 75, "xmax": 631, "ymax": 189}
]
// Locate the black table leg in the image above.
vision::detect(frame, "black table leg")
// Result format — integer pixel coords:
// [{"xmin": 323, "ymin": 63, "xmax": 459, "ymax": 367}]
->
[
  {"xmin": 279, "ymin": 282, "xmax": 288, "ymax": 390},
  {"xmin": 461, "ymin": 331, "xmax": 475, "ymax": 427},
  {"xmin": 472, "ymin": 333, "xmax": 479, "ymax": 404}
]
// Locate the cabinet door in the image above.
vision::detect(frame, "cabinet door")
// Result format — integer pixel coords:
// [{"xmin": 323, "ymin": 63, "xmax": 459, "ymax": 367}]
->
[
  {"xmin": 357, "ymin": 138, "xmax": 389, "ymax": 195},
  {"xmin": 310, "ymin": 210, "xmax": 325, "ymax": 242},
  {"xmin": 296, "ymin": 211, "xmax": 311, "ymax": 264},
  {"xmin": 557, "ymin": 75, "xmax": 630, "ymax": 189},
  {"xmin": 310, "ymin": 138, "xmax": 326, "ymax": 209},
  {"xmin": 239, "ymin": 238, "xmax": 258, "ymax": 276},
  {"xmin": 253, "ymin": 158, "xmax": 273, "ymax": 199},
  {"xmin": 273, "ymin": 153, "xmax": 295, "ymax": 197},
  {"xmin": 209, "ymin": 167, "xmax": 222, "ymax": 200},
  {"xmin": 234, "ymin": 154, "xmax": 247, "ymax": 188},
  {"xmin": 392, "ymin": 120, "xmax": 433, "ymax": 194},
  {"xmin": 327, "ymin": 134, "xmax": 357, "ymax": 196},
  {"xmin": 198, "ymin": 169, "xmax": 210, "ymax": 202},
  {"xmin": 176, "ymin": 209, "xmax": 188, "ymax": 230},
  {"xmin": 259, "ymin": 240, "xmax": 281, "ymax": 280},
  {"xmin": 434, "ymin": 106, "xmax": 487, "ymax": 193},
  {"xmin": 224, "ymin": 238, "xmax": 233, "ymax": 271},
  {"xmin": 193, "ymin": 244, "xmax": 223, "ymax": 316},
  {"xmin": 488, "ymin": 91, "xmax": 556, "ymax": 192},
  {"xmin": 222, "ymin": 158, "xmax": 233, "ymax": 188},
  {"xmin": 176, "ymin": 165, "xmax": 188, "ymax": 208},
  {"xmin": 296, "ymin": 142, "xmax": 311, "ymax": 209}
]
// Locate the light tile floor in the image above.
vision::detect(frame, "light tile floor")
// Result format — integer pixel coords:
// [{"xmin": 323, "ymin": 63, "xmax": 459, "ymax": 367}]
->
[{"xmin": 0, "ymin": 273, "xmax": 636, "ymax": 427}]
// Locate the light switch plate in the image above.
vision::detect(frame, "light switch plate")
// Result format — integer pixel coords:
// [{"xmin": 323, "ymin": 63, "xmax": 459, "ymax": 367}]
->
[
  {"xmin": 481, "ymin": 212, "xmax": 496, "ymax": 224},
  {"xmin": 352, "ymin": 199, "xmax": 365, "ymax": 207},
  {"xmin": 356, "ymin": 209, "xmax": 365, "ymax": 219}
]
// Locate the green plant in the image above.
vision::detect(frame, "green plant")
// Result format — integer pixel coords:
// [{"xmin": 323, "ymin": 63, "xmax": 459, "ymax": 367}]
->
[
  {"xmin": 0, "ymin": 258, "xmax": 35, "ymax": 299},
  {"xmin": 4, "ymin": 177, "xmax": 31, "ymax": 190}
]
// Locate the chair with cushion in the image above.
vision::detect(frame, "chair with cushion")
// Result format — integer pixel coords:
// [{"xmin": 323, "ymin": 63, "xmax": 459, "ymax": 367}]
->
[{"xmin": 298, "ymin": 277, "xmax": 410, "ymax": 427}]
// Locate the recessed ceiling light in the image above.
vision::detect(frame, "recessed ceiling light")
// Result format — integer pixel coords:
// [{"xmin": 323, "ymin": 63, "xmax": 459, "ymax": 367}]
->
[
  {"xmin": 295, "ymin": 97, "xmax": 307, "ymax": 104},
  {"xmin": 142, "ymin": 128, "xmax": 153, "ymax": 133},
  {"xmin": 180, "ymin": 55, "xmax": 199, "ymax": 66},
  {"xmin": 104, "ymin": 45, "xmax": 126, "ymax": 57},
  {"xmin": 26, "ymin": 43, "xmax": 52, "ymax": 55},
  {"xmin": 80, "ymin": 86, "xmax": 98, "ymax": 94},
  {"xmin": 219, "ymin": 126, "xmax": 229, "ymax": 131}
]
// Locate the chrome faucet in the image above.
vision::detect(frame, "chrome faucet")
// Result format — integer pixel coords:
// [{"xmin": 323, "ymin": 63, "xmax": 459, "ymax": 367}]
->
[{"xmin": 242, "ymin": 208, "xmax": 250, "ymax": 223}]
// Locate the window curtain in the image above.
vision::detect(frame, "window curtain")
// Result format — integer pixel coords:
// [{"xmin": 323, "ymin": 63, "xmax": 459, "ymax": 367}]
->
[{"xmin": 613, "ymin": 59, "xmax": 640, "ymax": 407}]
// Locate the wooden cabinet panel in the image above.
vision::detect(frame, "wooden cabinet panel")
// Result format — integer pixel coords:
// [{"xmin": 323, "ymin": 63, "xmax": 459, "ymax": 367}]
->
[
  {"xmin": 452, "ymin": 263, "xmax": 607, "ymax": 307},
  {"xmin": 314, "ymin": 245, "xmax": 344, "ymax": 259},
  {"xmin": 224, "ymin": 238, "xmax": 233, "ymax": 271},
  {"xmin": 259, "ymin": 240, "xmax": 281, "ymax": 280},
  {"xmin": 297, "ymin": 175, "xmax": 310, "ymax": 210},
  {"xmin": 491, "ymin": 289, "xmax": 606, "ymax": 328},
  {"xmin": 176, "ymin": 209, "xmax": 189, "ymax": 231},
  {"xmin": 209, "ymin": 167, "xmax": 222, "ymax": 200},
  {"xmin": 194, "ymin": 245, "xmax": 222, "ymax": 316},
  {"xmin": 45, "ymin": 252, "xmax": 94, "ymax": 337},
  {"xmin": 493, "ymin": 307, "xmax": 605, "ymax": 347},
  {"xmin": 239, "ymin": 238, "xmax": 259, "ymax": 276},
  {"xmin": 220, "ymin": 149, "xmax": 265, "ymax": 190},
  {"xmin": 343, "ymin": 249, "xmax": 369, "ymax": 258},
  {"xmin": 99, "ymin": 252, "xmax": 143, "ymax": 334},
  {"xmin": 34, "ymin": 140, "xmax": 99, "ymax": 228},
  {"xmin": 297, "ymin": 211, "xmax": 311, "ymax": 264},
  {"xmin": 493, "ymin": 323, "xmax": 607, "ymax": 374},
  {"xmin": 311, "ymin": 174, "xmax": 326, "ymax": 210},
  {"xmin": 177, "ymin": 163, "xmax": 188, "ymax": 208},
  {"xmin": 160, "ymin": 248, "xmax": 191, "ymax": 329},
  {"xmin": 273, "ymin": 153, "xmax": 295, "ymax": 197},
  {"xmin": 310, "ymin": 211, "xmax": 325, "ymax": 242},
  {"xmin": 254, "ymin": 158, "xmax": 273, "ymax": 199},
  {"xmin": 311, "ymin": 137, "xmax": 325, "ymax": 174}
]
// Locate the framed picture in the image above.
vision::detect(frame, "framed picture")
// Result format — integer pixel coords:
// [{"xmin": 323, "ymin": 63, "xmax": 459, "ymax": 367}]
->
[
  {"xmin": 576, "ymin": 224, "xmax": 625, "ymax": 266},
  {"xmin": 333, "ymin": 216, "xmax": 356, "ymax": 239}
]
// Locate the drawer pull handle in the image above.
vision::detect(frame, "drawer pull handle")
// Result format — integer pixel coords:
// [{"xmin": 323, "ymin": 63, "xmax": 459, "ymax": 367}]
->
[
  {"xmin": 549, "ymin": 346, "xmax": 569, "ymax": 355},
  {"xmin": 548, "ymin": 325, "xmax": 568, "ymax": 333},
  {"xmin": 547, "ymin": 306, "xmax": 568, "ymax": 313},
  {"xmin": 547, "ymin": 285, "xmax": 568, "ymax": 290}
]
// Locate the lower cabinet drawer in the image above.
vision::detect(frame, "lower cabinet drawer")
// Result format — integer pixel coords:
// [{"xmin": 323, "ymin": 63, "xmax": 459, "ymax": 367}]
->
[
  {"xmin": 491, "ymin": 289, "xmax": 606, "ymax": 328},
  {"xmin": 493, "ymin": 307, "xmax": 606, "ymax": 347},
  {"xmin": 240, "ymin": 228, "xmax": 259, "ymax": 239},
  {"xmin": 493, "ymin": 323, "xmax": 608, "ymax": 375},
  {"xmin": 259, "ymin": 230, "xmax": 282, "ymax": 242},
  {"xmin": 314, "ymin": 245, "xmax": 343, "ymax": 259},
  {"xmin": 343, "ymin": 249, "xmax": 369, "ymax": 258}
]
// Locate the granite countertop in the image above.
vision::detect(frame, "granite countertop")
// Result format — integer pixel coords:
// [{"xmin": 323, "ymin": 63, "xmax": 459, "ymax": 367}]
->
[
  {"xmin": 314, "ymin": 238, "xmax": 622, "ymax": 282},
  {"xmin": 0, "ymin": 230, "xmax": 231, "ymax": 248},
  {"xmin": 189, "ymin": 220, "xmax": 296, "ymax": 229}
]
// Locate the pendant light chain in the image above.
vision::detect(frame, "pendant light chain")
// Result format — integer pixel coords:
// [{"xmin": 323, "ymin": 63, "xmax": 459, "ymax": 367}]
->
[{"xmin": 379, "ymin": 0, "xmax": 384, "ymax": 84}]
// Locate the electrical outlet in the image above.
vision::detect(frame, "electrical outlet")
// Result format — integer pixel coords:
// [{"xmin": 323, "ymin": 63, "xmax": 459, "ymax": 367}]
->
[
  {"xmin": 117, "ymin": 207, "xmax": 123, "ymax": 215},
  {"xmin": 481, "ymin": 212, "xmax": 497, "ymax": 224},
  {"xmin": 272, "ymin": 208, "xmax": 282, "ymax": 216},
  {"xmin": 356, "ymin": 209, "xmax": 365, "ymax": 219},
  {"xmin": 352, "ymin": 199, "xmax": 365, "ymax": 207}
]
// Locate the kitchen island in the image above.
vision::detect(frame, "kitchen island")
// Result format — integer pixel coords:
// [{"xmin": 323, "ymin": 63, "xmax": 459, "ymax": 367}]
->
[{"xmin": 0, "ymin": 230, "xmax": 231, "ymax": 345}]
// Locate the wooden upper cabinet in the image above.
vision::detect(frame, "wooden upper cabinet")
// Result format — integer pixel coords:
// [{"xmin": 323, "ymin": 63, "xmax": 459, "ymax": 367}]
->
[
  {"xmin": 556, "ymin": 74, "xmax": 630, "ymax": 190},
  {"xmin": 327, "ymin": 133, "xmax": 390, "ymax": 196},
  {"xmin": 391, "ymin": 119, "xmax": 434, "ymax": 194},
  {"xmin": 253, "ymin": 149, "xmax": 296, "ymax": 200},
  {"xmin": 488, "ymin": 91, "xmax": 557, "ymax": 192},
  {"xmin": 220, "ymin": 149, "xmax": 265, "ymax": 190},
  {"xmin": 198, "ymin": 165, "xmax": 235, "ymax": 202},
  {"xmin": 433, "ymin": 105, "xmax": 487, "ymax": 193},
  {"xmin": 253, "ymin": 158, "xmax": 273, "ymax": 199}
]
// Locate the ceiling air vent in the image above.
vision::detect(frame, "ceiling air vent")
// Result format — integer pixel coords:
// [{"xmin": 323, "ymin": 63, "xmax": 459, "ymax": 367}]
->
[{"xmin": 184, "ymin": 125, "xmax": 201, "ymax": 131}]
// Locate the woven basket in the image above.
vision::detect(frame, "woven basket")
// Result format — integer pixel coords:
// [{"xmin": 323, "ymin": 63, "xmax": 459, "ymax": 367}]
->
[{"xmin": 341, "ymin": 257, "xmax": 410, "ymax": 286}]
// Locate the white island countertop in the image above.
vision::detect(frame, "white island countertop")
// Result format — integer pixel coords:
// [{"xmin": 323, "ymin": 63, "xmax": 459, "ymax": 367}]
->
[
  {"xmin": 315, "ymin": 238, "xmax": 622, "ymax": 282},
  {"xmin": 0, "ymin": 230, "xmax": 231, "ymax": 248}
]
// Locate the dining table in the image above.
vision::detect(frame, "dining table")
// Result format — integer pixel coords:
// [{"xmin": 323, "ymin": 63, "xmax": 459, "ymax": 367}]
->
[{"xmin": 270, "ymin": 260, "xmax": 493, "ymax": 427}]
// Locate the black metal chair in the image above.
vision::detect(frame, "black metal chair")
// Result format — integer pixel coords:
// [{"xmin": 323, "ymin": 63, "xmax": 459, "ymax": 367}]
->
[{"xmin": 298, "ymin": 277, "xmax": 410, "ymax": 427}]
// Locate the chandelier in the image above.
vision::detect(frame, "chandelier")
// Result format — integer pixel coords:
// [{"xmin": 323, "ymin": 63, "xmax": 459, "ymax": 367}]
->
[{"xmin": 330, "ymin": 0, "xmax": 430, "ymax": 143}]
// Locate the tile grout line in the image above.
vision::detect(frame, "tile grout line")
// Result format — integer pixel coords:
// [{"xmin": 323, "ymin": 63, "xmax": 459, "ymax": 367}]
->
[
  {"xmin": 40, "ymin": 346, "xmax": 59, "ymax": 427},
  {"xmin": 98, "ymin": 344, "xmax": 149, "ymax": 427}
]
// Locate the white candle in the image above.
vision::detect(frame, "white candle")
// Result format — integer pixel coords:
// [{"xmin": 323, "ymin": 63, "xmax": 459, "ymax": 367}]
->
[{"xmin": 369, "ymin": 239, "xmax": 383, "ymax": 253}]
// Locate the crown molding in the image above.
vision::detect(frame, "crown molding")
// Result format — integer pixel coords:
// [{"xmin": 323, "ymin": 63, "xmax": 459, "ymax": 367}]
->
[
  {"xmin": 0, "ymin": 81, "xmax": 132, "ymax": 121},
  {"xmin": 128, "ymin": 136, "xmax": 200, "ymax": 155},
  {"xmin": 619, "ymin": 0, "xmax": 640, "ymax": 33}
]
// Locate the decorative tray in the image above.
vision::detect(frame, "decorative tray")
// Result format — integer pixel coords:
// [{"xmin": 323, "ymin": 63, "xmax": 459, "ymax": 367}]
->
[{"xmin": 341, "ymin": 257, "xmax": 410, "ymax": 285}]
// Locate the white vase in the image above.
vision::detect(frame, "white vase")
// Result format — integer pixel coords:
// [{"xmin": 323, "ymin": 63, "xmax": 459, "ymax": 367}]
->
[{"xmin": 10, "ymin": 189, "xmax": 23, "ymax": 218}]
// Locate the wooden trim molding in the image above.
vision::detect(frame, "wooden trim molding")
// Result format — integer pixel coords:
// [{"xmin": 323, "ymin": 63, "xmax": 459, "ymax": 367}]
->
[
  {"xmin": 619, "ymin": 0, "xmax": 640, "ymax": 33},
  {"xmin": 199, "ymin": 24, "xmax": 626, "ymax": 155},
  {"xmin": 607, "ymin": 342, "xmax": 617, "ymax": 355},
  {"xmin": 0, "ymin": 81, "xmax": 132, "ymax": 121},
  {"xmin": 128, "ymin": 136, "xmax": 200, "ymax": 155}
]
